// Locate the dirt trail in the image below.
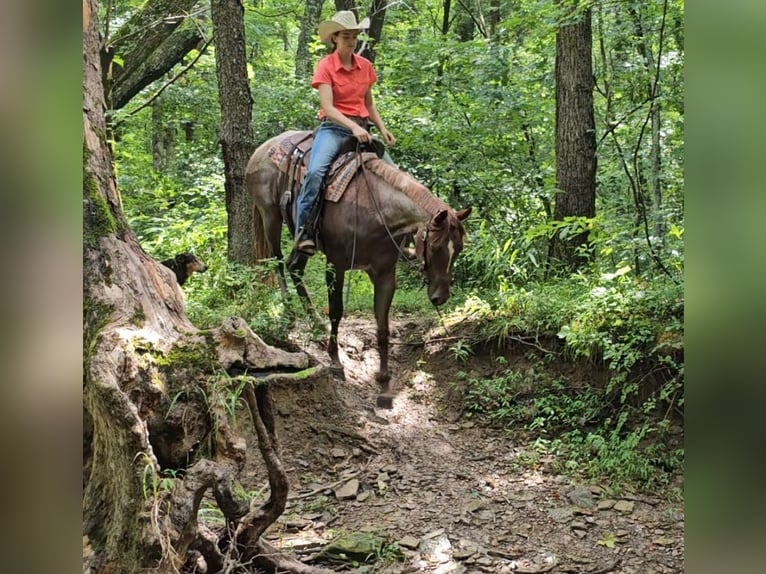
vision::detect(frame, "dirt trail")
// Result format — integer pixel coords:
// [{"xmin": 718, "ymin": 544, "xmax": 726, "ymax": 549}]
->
[{"xmin": 242, "ymin": 316, "xmax": 684, "ymax": 573}]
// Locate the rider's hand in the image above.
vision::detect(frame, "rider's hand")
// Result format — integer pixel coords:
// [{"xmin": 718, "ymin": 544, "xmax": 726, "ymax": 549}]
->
[
  {"xmin": 380, "ymin": 128, "xmax": 396, "ymax": 147},
  {"xmin": 352, "ymin": 124, "xmax": 371, "ymax": 143}
]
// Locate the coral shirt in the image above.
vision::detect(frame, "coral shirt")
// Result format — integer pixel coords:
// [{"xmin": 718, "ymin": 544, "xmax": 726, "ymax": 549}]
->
[{"xmin": 311, "ymin": 51, "xmax": 377, "ymax": 119}]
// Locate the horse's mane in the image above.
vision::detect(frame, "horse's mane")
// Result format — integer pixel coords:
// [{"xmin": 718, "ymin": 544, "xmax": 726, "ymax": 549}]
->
[{"xmin": 364, "ymin": 158, "xmax": 450, "ymax": 217}]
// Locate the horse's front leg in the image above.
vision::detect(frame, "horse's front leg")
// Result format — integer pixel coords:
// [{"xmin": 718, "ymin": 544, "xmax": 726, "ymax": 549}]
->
[
  {"xmin": 372, "ymin": 270, "xmax": 396, "ymax": 408},
  {"xmin": 326, "ymin": 264, "xmax": 346, "ymax": 379}
]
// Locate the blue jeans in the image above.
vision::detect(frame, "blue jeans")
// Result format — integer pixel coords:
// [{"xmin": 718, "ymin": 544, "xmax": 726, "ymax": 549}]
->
[
  {"xmin": 295, "ymin": 121, "xmax": 395, "ymax": 240},
  {"xmin": 295, "ymin": 122, "xmax": 351, "ymax": 240}
]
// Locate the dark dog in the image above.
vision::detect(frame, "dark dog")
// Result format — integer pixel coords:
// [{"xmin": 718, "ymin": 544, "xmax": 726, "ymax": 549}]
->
[{"xmin": 161, "ymin": 253, "xmax": 207, "ymax": 286}]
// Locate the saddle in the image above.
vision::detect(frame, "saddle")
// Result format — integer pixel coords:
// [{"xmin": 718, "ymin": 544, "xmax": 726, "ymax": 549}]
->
[{"xmin": 268, "ymin": 130, "xmax": 384, "ymax": 235}]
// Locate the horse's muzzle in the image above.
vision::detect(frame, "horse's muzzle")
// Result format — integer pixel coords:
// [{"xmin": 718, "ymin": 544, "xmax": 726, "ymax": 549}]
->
[{"xmin": 429, "ymin": 284, "xmax": 450, "ymax": 306}]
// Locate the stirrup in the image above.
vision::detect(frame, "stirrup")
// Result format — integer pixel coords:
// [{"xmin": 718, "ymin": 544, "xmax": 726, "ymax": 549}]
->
[{"xmin": 297, "ymin": 238, "xmax": 316, "ymax": 255}]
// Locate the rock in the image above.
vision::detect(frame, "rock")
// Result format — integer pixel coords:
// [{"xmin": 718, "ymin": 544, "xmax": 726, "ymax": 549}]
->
[
  {"xmin": 465, "ymin": 500, "xmax": 485, "ymax": 513},
  {"xmin": 419, "ymin": 532, "xmax": 452, "ymax": 564},
  {"xmin": 334, "ymin": 478, "xmax": 360, "ymax": 500},
  {"xmin": 614, "ymin": 500, "xmax": 635, "ymax": 513},
  {"xmin": 652, "ymin": 536, "xmax": 675, "ymax": 546},
  {"xmin": 398, "ymin": 535, "xmax": 420, "ymax": 550},
  {"xmin": 317, "ymin": 531, "xmax": 387, "ymax": 562},
  {"xmin": 382, "ymin": 464, "xmax": 399, "ymax": 475},
  {"xmin": 597, "ymin": 499, "xmax": 616, "ymax": 510},
  {"xmin": 548, "ymin": 507, "xmax": 574, "ymax": 523},
  {"xmin": 331, "ymin": 447, "xmax": 347, "ymax": 458},
  {"xmin": 356, "ymin": 490, "xmax": 371, "ymax": 502},
  {"xmin": 454, "ymin": 539, "xmax": 482, "ymax": 558},
  {"xmin": 567, "ymin": 485, "xmax": 596, "ymax": 508}
]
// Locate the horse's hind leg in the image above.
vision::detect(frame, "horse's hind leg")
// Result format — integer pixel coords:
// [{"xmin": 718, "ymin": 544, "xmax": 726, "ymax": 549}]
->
[
  {"xmin": 326, "ymin": 264, "xmax": 346, "ymax": 378},
  {"xmin": 372, "ymin": 269, "xmax": 396, "ymax": 408},
  {"xmin": 262, "ymin": 208, "xmax": 290, "ymax": 298},
  {"xmin": 286, "ymin": 251, "xmax": 316, "ymax": 315}
]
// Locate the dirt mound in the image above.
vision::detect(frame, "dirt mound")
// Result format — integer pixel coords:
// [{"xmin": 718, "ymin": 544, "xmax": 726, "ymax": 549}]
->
[{"xmin": 234, "ymin": 316, "xmax": 684, "ymax": 573}]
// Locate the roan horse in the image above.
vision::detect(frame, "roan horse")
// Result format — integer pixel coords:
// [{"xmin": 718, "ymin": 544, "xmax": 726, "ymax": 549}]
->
[{"xmin": 246, "ymin": 130, "xmax": 471, "ymax": 408}]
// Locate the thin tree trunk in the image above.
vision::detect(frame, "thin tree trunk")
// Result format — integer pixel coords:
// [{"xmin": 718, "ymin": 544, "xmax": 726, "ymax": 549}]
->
[
  {"xmin": 152, "ymin": 97, "xmax": 176, "ymax": 171},
  {"xmin": 359, "ymin": 0, "xmax": 387, "ymax": 62},
  {"xmin": 628, "ymin": 3, "xmax": 664, "ymax": 239},
  {"xmin": 210, "ymin": 0, "xmax": 258, "ymax": 264},
  {"xmin": 296, "ymin": 0, "xmax": 325, "ymax": 79},
  {"xmin": 551, "ymin": 5, "xmax": 596, "ymax": 271}
]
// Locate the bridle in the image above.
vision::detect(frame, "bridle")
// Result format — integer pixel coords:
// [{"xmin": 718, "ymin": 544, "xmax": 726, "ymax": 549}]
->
[{"xmin": 415, "ymin": 225, "xmax": 434, "ymax": 278}]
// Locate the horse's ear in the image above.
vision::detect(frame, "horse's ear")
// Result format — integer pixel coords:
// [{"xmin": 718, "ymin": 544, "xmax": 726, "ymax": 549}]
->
[
  {"xmin": 456, "ymin": 207, "xmax": 472, "ymax": 221},
  {"xmin": 433, "ymin": 209, "xmax": 449, "ymax": 227}
]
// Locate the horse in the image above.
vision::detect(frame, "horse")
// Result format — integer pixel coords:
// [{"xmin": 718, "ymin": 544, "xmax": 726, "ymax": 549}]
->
[{"xmin": 246, "ymin": 130, "xmax": 471, "ymax": 408}]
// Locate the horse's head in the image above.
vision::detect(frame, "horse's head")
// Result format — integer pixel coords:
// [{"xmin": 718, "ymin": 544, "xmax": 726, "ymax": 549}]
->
[{"xmin": 416, "ymin": 207, "xmax": 472, "ymax": 306}]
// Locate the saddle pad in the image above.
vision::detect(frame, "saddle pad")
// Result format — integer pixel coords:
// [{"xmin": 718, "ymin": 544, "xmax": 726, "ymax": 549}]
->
[
  {"xmin": 268, "ymin": 132, "xmax": 379, "ymax": 202},
  {"xmin": 325, "ymin": 152, "xmax": 380, "ymax": 202},
  {"xmin": 268, "ymin": 131, "xmax": 313, "ymax": 181}
]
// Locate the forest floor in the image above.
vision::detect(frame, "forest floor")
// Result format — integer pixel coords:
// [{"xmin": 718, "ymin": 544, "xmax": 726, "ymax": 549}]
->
[{"xmin": 234, "ymin": 315, "xmax": 684, "ymax": 574}]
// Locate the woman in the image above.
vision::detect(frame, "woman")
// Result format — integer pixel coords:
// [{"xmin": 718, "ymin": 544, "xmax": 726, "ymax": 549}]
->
[{"xmin": 294, "ymin": 10, "xmax": 396, "ymax": 255}]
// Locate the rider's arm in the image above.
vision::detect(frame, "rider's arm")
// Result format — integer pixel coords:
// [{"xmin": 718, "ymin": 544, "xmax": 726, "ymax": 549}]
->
[
  {"xmin": 365, "ymin": 90, "xmax": 396, "ymax": 146},
  {"xmin": 317, "ymin": 83, "xmax": 371, "ymax": 143}
]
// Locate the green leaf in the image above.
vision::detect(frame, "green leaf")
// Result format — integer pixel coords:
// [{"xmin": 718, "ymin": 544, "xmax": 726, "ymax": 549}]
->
[{"xmin": 597, "ymin": 532, "xmax": 617, "ymax": 548}]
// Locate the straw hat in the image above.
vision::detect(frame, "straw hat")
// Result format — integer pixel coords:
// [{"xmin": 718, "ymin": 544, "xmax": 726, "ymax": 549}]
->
[{"xmin": 317, "ymin": 11, "xmax": 370, "ymax": 43}]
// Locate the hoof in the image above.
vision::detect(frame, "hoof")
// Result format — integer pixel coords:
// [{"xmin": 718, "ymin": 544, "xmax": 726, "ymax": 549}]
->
[
  {"xmin": 330, "ymin": 365, "xmax": 346, "ymax": 380},
  {"xmin": 376, "ymin": 394, "xmax": 394, "ymax": 409}
]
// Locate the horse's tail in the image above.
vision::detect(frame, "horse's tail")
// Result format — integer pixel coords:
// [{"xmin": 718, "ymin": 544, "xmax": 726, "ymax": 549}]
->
[
  {"xmin": 252, "ymin": 201, "xmax": 269, "ymax": 262},
  {"xmin": 246, "ymin": 140, "xmax": 280, "ymax": 263}
]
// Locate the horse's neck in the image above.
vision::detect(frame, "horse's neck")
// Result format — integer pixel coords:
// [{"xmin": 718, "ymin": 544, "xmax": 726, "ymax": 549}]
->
[
  {"xmin": 362, "ymin": 163, "xmax": 449, "ymax": 233},
  {"xmin": 374, "ymin": 187, "xmax": 435, "ymax": 234}
]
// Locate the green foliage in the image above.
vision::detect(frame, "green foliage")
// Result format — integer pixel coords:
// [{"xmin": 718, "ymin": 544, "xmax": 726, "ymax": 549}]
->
[{"xmin": 452, "ymin": 265, "xmax": 683, "ymax": 489}]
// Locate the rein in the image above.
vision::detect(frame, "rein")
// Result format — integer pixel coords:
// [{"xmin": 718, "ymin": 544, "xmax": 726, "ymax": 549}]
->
[{"xmin": 355, "ymin": 145, "xmax": 431, "ymax": 284}]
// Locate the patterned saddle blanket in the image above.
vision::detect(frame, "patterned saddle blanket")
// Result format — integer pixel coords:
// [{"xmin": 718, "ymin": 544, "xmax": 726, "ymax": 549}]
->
[{"xmin": 268, "ymin": 130, "xmax": 382, "ymax": 203}]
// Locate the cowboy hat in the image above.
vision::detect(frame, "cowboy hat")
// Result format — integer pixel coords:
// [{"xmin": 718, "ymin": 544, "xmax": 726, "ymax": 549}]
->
[{"xmin": 317, "ymin": 11, "xmax": 370, "ymax": 43}]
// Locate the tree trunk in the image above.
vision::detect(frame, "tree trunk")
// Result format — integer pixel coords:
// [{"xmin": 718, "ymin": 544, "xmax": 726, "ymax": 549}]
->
[
  {"xmin": 551, "ymin": 5, "xmax": 597, "ymax": 271},
  {"xmin": 455, "ymin": 0, "xmax": 478, "ymax": 41},
  {"xmin": 84, "ymin": 3, "xmax": 333, "ymax": 572},
  {"xmin": 296, "ymin": 0, "xmax": 325, "ymax": 80},
  {"xmin": 152, "ymin": 97, "xmax": 176, "ymax": 171},
  {"xmin": 104, "ymin": 0, "xmax": 205, "ymax": 110},
  {"xmin": 628, "ymin": 3, "xmax": 664, "ymax": 239},
  {"xmin": 488, "ymin": 0, "xmax": 501, "ymax": 39},
  {"xmin": 359, "ymin": 0, "xmax": 388, "ymax": 62},
  {"xmin": 210, "ymin": 0, "xmax": 260, "ymax": 265}
]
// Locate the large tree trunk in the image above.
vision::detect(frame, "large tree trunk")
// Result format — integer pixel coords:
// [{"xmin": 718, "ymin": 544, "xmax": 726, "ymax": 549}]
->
[
  {"xmin": 84, "ymin": 3, "xmax": 332, "ymax": 572},
  {"xmin": 551, "ymin": 5, "xmax": 597, "ymax": 271},
  {"xmin": 104, "ymin": 0, "xmax": 205, "ymax": 110},
  {"xmin": 210, "ymin": 0, "xmax": 260, "ymax": 265}
]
